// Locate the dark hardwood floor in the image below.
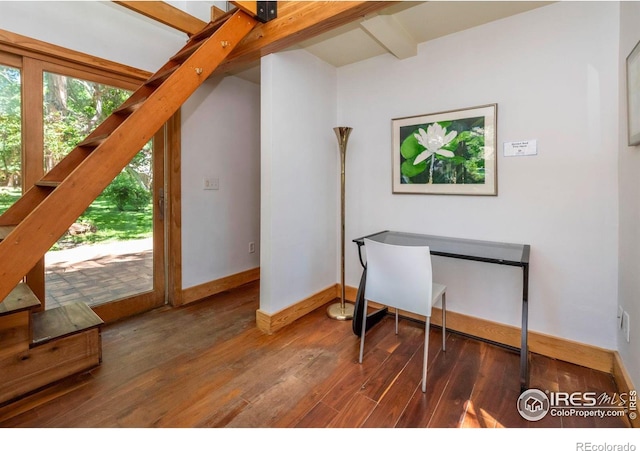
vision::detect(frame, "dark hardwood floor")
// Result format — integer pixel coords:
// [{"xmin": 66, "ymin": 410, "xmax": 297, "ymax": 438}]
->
[{"xmin": 0, "ymin": 280, "xmax": 631, "ymax": 429}]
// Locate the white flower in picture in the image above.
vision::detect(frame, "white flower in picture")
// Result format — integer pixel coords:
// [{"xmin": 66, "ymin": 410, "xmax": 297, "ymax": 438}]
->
[{"xmin": 413, "ymin": 123, "xmax": 457, "ymax": 165}]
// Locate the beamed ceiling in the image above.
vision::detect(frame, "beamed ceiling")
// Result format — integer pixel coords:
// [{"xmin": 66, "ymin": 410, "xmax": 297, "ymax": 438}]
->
[{"xmin": 115, "ymin": 1, "xmax": 554, "ymax": 83}]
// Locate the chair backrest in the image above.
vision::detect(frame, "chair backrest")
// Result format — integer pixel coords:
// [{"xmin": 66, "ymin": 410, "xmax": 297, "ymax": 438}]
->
[{"xmin": 363, "ymin": 238, "xmax": 434, "ymax": 317}]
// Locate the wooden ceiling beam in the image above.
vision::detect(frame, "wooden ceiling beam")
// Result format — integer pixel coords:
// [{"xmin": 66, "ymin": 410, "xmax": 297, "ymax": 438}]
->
[
  {"xmin": 215, "ymin": 1, "xmax": 394, "ymax": 74},
  {"xmin": 114, "ymin": 1, "xmax": 207, "ymax": 36}
]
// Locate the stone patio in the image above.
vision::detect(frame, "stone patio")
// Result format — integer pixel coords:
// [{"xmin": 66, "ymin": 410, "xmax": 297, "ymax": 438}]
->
[{"xmin": 45, "ymin": 238, "xmax": 153, "ymax": 309}]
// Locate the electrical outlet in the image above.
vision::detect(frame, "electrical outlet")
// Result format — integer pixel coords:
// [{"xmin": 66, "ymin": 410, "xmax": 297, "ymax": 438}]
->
[
  {"xmin": 623, "ymin": 311, "xmax": 631, "ymax": 343},
  {"xmin": 618, "ymin": 305, "xmax": 624, "ymax": 329},
  {"xmin": 249, "ymin": 242, "xmax": 255, "ymax": 254}
]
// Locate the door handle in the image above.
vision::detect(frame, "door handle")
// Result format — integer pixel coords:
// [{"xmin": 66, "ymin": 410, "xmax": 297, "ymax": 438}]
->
[{"xmin": 158, "ymin": 187, "xmax": 165, "ymax": 221}]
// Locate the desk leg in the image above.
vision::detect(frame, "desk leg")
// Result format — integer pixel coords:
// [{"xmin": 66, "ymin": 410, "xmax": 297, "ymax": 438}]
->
[
  {"xmin": 352, "ymin": 268, "xmax": 388, "ymax": 337},
  {"xmin": 520, "ymin": 264, "xmax": 530, "ymax": 392}
]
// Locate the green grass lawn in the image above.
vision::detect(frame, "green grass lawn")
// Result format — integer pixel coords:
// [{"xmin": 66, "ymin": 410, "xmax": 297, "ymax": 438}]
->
[
  {"xmin": 0, "ymin": 187, "xmax": 152, "ymax": 250},
  {"xmin": 0, "ymin": 187, "xmax": 20, "ymax": 213}
]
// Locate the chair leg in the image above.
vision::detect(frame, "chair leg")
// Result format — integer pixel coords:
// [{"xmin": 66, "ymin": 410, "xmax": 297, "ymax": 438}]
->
[
  {"xmin": 395, "ymin": 309, "xmax": 399, "ymax": 335},
  {"xmin": 422, "ymin": 316, "xmax": 430, "ymax": 393},
  {"xmin": 359, "ymin": 299, "xmax": 369, "ymax": 364},
  {"xmin": 442, "ymin": 292, "xmax": 446, "ymax": 352}
]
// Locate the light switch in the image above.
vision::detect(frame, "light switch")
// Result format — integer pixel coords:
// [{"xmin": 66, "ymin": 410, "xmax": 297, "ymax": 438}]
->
[{"xmin": 203, "ymin": 177, "xmax": 219, "ymax": 190}]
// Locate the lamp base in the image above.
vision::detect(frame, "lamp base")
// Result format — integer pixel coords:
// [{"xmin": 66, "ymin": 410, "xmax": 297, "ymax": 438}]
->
[{"xmin": 326, "ymin": 301, "xmax": 355, "ymax": 321}]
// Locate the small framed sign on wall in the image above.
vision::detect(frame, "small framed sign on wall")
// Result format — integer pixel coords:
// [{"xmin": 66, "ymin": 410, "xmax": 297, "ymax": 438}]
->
[
  {"xmin": 392, "ymin": 104, "xmax": 497, "ymax": 195},
  {"xmin": 627, "ymin": 39, "xmax": 640, "ymax": 146}
]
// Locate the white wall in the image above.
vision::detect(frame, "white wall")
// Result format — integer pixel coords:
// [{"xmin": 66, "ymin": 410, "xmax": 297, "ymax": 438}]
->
[
  {"xmin": 260, "ymin": 50, "xmax": 338, "ymax": 314},
  {"xmin": 337, "ymin": 1, "xmax": 620, "ymax": 349},
  {"xmin": 0, "ymin": 1, "xmax": 185, "ymax": 72},
  {"xmin": 181, "ymin": 75, "xmax": 261, "ymax": 288},
  {"xmin": 617, "ymin": 1, "xmax": 640, "ymax": 387}
]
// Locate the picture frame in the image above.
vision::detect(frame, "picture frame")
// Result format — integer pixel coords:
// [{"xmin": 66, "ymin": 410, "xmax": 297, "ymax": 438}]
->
[
  {"xmin": 627, "ymin": 39, "xmax": 640, "ymax": 146},
  {"xmin": 392, "ymin": 103, "xmax": 497, "ymax": 195}
]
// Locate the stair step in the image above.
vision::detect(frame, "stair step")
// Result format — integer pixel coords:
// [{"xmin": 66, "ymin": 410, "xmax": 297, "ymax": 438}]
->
[
  {"xmin": 77, "ymin": 134, "xmax": 109, "ymax": 149},
  {"xmin": 145, "ymin": 65, "xmax": 179, "ymax": 86},
  {"xmin": 0, "ymin": 225, "xmax": 15, "ymax": 241},
  {"xmin": 170, "ymin": 41, "xmax": 203, "ymax": 63},
  {"xmin": 113, "ymin": 98, "xmax": 147, "ymax": 116},
  {"xmin": 188, "ymin": 25, "xmax": 218, "ymax": 43},
  {"xmin": 31, "ymin": 302, "xmax": 103, "ymax": 346},
  {"xmin": 34, "ymin": 180, "xmax": 61, "ymax": 188},
  {"xmin": 0, "ymin": 283, "xmax": 41, "ymax": 316},
  {"xmin": 189, "ymin": 9, "xmax": 236, "ymax": 43}
]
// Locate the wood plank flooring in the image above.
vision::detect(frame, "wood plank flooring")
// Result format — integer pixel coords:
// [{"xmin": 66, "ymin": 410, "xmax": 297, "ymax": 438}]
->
[{"xmin": 0, "ymin": 280, "xmax": 631, "ymax": 428}]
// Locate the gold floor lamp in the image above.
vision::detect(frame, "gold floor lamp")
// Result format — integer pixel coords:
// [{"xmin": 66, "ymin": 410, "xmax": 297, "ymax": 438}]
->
[{"xmin": 327, "ymin": 126, "xmax": 355, "ymax": 320}]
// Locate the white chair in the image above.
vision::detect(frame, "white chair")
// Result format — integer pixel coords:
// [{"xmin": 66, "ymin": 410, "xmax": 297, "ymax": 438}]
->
[{"xmin": 359, "ymin": 238, "xmax": 447, "ymax": 393}]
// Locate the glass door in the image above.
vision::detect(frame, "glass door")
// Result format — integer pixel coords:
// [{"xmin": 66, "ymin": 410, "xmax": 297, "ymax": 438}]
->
[
  {"xmin": 40, "ymin": 69, "xmax": 165, "ymax": 321},
  {"xmin": 0, "ymin": 54, "xmax": 22, "ymax": 216}
]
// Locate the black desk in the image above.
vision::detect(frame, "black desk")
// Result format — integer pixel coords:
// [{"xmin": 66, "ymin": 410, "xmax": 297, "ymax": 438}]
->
[{"xmin": 352, "ymin": 230, "xmax": 531, "ymax": 392}]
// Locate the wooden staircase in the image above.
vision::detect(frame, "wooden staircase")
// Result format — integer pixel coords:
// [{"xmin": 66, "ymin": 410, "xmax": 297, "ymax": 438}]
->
[{"xmin": 0, "ymin": 8, "xmax": 259, "ymax": 405}]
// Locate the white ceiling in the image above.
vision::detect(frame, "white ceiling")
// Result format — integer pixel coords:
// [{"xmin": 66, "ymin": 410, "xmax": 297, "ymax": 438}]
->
[{"xmin": 231, "ymin": 1, "xmax": 553, "ymax": 83}]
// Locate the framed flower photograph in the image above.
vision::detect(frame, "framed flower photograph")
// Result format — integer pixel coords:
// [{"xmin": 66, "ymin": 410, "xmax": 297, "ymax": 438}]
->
[
  {"xmin": 627, "ymin": 39, "xmax": 640, "ymax": 146},
  {"xmin": 392, "ymin": 104, "xmax": 497, "ymax": 195}
]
